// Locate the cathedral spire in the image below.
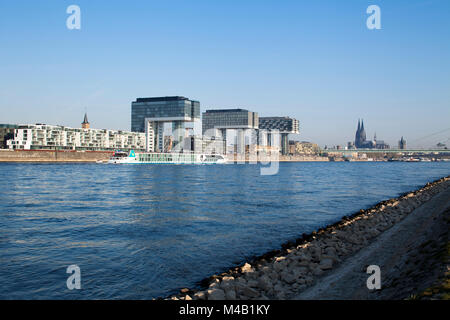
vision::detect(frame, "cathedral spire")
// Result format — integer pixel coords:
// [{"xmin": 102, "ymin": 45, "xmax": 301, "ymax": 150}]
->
[
  {"xmin": 360, "ymin": 119, "xmax": 366, "ymax": 142},
  {"xmin": 82, "ymin": 112, "xmax": 90, "ymax": 129},
  {"xmin": 355, "ymin": 119, "xmax": 361, "ymax": 148},
  {"xmin": 83, "ymin": 113, "xmax": 88, "ymax": 124}
]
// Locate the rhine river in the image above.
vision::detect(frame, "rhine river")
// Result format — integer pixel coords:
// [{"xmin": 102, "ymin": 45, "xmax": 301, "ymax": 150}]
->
[{"xmin": 1, "ymin": 162, "xmax": 449, "ymax": 299}]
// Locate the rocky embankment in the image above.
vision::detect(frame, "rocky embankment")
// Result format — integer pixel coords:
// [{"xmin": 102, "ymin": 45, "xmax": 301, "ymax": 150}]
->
[{"xmin": 167, "ymin": 176, "xmax": 450, "ymax": 300}]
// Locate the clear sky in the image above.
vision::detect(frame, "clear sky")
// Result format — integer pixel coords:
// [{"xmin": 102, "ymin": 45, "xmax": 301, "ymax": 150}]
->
[{"xmin": 1, "ymin": 0, "xmax": 449, "ymax": 148}]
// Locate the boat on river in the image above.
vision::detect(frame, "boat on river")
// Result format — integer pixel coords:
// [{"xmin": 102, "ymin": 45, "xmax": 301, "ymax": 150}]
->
[{"xmin": 108, "ymin": 150, "xmax": 227, "ymax": 165}]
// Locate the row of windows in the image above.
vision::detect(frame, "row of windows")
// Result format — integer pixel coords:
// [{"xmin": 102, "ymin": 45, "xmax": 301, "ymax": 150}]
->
[
  {"xmin": 138, "ymin": 153, "xmax": 196, "ymax": 162},
  {"xmin": 131, "ymin": 101, "xmax": 201, "ymax": 132}
]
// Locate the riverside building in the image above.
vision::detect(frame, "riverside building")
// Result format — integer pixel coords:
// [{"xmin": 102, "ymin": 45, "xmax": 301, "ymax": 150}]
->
[
  {"xmin": 202, "ymin": 109, "xmax": 259, "ymax": 154},
  {"xmin": 7, "ymin": 123, "xmax": 146, "ymax": 151},
  {"xmin": 0, "ymin": 124, "xmax": 18, "ymax": 149},
  {"xmin": 182, "ymin": 135, "xmax": 226, "ymax": 155},
  {"xmin": 258, "ymin": 117, "xmax": 300, "ymax": 155},
  {"xmin": 289, "ymin": 141, "xmax": 320, "ymax": 155},
  {"xmin": 131, "ymin": 96, "xmax": 200, "ymax": 152}
]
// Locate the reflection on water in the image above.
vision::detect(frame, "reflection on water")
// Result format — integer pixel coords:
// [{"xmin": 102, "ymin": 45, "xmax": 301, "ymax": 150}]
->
[{"xmin": 0, "ymin": 162, "xmax": 449, "ymax": 299}]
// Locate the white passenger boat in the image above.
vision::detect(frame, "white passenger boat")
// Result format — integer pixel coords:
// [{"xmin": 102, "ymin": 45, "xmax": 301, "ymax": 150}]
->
[{"xmin": 108, "ymin": 150, "xmax": 227, "ymax": 165}]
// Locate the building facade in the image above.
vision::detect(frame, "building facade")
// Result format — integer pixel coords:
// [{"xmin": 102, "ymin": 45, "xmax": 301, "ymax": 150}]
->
[
  {"xmin": 7, "ymin": 124, "xmax": 146, "ymax": 151},
  {"xmin": 258, "ymin": 116, "xmax": 300, "ymax": 155},
  {"xmin": 180, "ymin": 135, "xmax": 226, "ymax": 154},
  {"xmin": 202, "ymin": 109, "xmax": 258, "ymax": 154},
  {"xmin": 258, "ymin": 117, "xmax": 299, "ymax": 134},
  {"xmin": 131, "ymin": 96, "xmax": 200, "ymax": 132},
  {"xmin": 131, "ymin": 96, "xmax": 200, "ymax": 152},
  {"xmin": 202, "ymin": 109, "xmax": 259, "ymax": 134},
  {"xmin": 289, "ymin": 141, "xmax": 320, "ymax": 155},
  {"xmin": 0, "ymin": 124, "xmax": 18, "ymax": 149}
]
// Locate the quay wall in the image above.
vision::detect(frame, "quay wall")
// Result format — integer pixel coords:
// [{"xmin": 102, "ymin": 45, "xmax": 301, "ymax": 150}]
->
[
  {"xmin": 226, "ymin": 154, "xmax": 329, "ymax": 162},
  {"xmin": 0, "ymin": 149, "xmax": 112, "ymax": 162},
  {"xmin": 1, "ymin": 151, "xmax": 329, "ymax": 163},
  {"xmin": 279, "ymin": 155, "xmax": 329, "ymax": 162}
]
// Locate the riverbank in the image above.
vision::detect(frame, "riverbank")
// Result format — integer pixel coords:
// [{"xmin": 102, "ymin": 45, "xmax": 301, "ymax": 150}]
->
[
  {"xmin": 1, "ymin": 151, "xmax": 329, "ymax": 163},
  {"xmin": 167, "ymin": 175, "xmax": 450, "ymax": 300},
  {"xmin": 0, "ymin": 149, "xmax": 112, "ymax": 162},
  {"xmin": 225, "ymin": 154, "xmax": 329, "ymax": 162},
  {"xmin": 278, "ymin": 155, "xmax": 329, "ymax": 162}
]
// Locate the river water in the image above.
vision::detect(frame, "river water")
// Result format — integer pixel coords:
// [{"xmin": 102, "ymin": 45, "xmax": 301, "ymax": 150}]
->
[{"xmin": 0, "ymin": 161, "xmax": 449, "ymax": 299}]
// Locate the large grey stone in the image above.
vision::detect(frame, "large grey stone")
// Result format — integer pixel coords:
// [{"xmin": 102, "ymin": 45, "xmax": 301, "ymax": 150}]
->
[
  {"xmin": 280, "ymin": 271, "xmax": 297, "ymax": 284},
  {"xmin": 257, "ymin": 275, "xmax": 272, "ymax": 291},
  {"xmin": 208, "ymin": 288, "xmax": 226, "ymax": 300},
  {"xmin": 225, "ymin": 288, "xmax": 236, "ymax": 300},
  {"xmin": 319, "ymin": 258, "xmax": 334, "ymax": 270},
  {"xmin": 238, "ymin": 286, "xmax": 259, "ymax": 298},
  {"xmin": 194, "ymin": 291, "xmax": 206, "ymax": 300}
]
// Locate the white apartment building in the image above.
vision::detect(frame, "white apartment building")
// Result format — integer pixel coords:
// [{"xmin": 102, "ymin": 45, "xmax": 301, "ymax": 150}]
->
[{"xmin": 7, "ymin": 124, "xmax": 146, "ymax": 151}]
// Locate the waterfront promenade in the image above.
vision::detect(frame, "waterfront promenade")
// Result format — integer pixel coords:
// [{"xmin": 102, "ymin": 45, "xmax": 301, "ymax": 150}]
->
[{"xmin": 168, "ymin": 176, "xmax": 450, "ymax": 300}]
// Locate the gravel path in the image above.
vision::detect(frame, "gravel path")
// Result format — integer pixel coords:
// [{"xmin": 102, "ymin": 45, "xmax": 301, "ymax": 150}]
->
[{"xmin": 294, "ymin": 185, "xmax": 450, "ymax": 300}]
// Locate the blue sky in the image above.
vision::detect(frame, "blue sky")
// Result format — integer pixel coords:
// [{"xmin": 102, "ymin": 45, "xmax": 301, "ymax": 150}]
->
[{"xmin": 1, "ymin": 0, "xmax": 449, "ymax": 148}]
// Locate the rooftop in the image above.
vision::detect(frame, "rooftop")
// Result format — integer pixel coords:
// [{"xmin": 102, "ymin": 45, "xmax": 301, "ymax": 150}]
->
[
  {"xmin": 0, "ymin": 124, "xmax": 18, "ymax": 128},
  {"xmin": 260, "ymin": 116, "xmax": 293, "ymax": 120},
  {"xmin": 134, "ymin": 96, "xmax": 195, "ymax": 103},
  {"xmin": 204, "ymin": 109, "xmax": 250, "ymax": 113}
]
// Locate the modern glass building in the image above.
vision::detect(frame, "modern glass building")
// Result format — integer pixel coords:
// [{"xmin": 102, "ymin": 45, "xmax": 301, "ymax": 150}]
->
[
  {"xmin": 131, "ymin": 96, "xmax": 200, "ymax": 132},
  {"xmin": 258, "ymin": 117, "xmax": 300, "ymax": 155},
  {"xmin": 202, "ymin": 109, "xmax": 258, "ymax": 134},
  {"xmin": 202, "ymin": 109, "xmax": 258, "ymax": 154},
  {"xmin": 131, "ymin": 96, "xmax": 200, "ymax": 152},
  {"xmin": 258, "ymin": 117, "xmax": 299, "ymax": 134}
]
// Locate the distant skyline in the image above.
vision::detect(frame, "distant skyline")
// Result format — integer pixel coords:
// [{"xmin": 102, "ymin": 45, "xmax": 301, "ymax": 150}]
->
[{"xmin": 1, "ymin": 0, "xmax": 449, "ymax": 148}]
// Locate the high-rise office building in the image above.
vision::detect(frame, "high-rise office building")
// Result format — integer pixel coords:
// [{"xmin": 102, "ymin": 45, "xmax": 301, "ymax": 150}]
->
[
  {"xmin": 258, "ymin": 117, "xmax": 299, "ymax": 134},
  {"xmin": 258, "ymin": 116, "xmax": 299, "ymax": 155},
  {"xmin": 202, "ymin": 109, "xmax": 258, "ymax": 154},
  {"xmin": 202, "ymin": 109, "xmax": 258, "ymax": 134},
  {"xmin": 131, "ymin": 96, "xmax": 200, "ymax": 152},
  {"xmin": 131, "ymin": 96, "xmax": 200, "ymax": 132}
]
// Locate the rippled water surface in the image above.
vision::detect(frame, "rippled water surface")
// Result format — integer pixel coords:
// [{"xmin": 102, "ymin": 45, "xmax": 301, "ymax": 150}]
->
[{"xmin": 0, "ymin": 162, "xmax": 449, "ymax": 299}]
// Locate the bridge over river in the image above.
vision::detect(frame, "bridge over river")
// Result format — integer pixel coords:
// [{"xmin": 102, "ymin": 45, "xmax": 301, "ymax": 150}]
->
[{"xmin": 323, "ymin": 149, "xmax": 450, "ymax": 155}]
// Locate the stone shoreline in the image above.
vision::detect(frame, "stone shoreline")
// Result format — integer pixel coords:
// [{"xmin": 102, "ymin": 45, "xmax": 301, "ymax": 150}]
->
[{"xmin": 165, "ymin": 175, "xmax": 450, "ymax": 300}]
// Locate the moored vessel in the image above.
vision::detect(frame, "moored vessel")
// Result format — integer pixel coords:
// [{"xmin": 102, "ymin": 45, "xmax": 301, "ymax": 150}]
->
[{"xmin": 108, "ymin": 150, "xmax": 226, "ymax": 165}]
